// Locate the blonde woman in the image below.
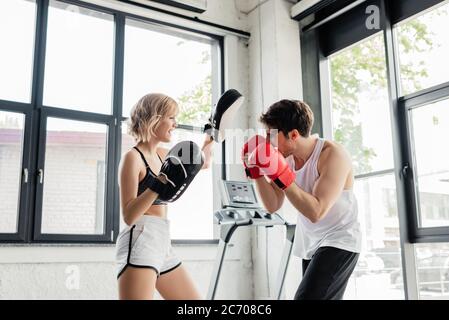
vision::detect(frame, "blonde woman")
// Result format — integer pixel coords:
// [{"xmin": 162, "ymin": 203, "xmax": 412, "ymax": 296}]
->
[{"xmin": 116, "ymin": 93, "xmax": 213, "ymax": 300}]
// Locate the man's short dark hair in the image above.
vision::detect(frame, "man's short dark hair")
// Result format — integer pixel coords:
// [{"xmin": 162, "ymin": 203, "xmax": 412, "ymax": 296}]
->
[{"xmin": 260, "ymin": 99, "xmax": 314, "ymax": 138}]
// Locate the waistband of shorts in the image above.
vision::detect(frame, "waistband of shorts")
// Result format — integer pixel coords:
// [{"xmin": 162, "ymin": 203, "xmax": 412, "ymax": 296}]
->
[{"xmin": 135, "ymin": 214, "xmax": 170, "ymax": 226}]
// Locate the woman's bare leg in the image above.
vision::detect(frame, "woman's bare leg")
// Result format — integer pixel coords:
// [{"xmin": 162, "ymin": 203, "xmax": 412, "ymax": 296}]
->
[
  {"xmin": 156, "ymin": 265, "xmax": 201, "ymax": 300},
  {"xmin": 118, "ymin": 266, "xmax": 158, "ymax": 300}
]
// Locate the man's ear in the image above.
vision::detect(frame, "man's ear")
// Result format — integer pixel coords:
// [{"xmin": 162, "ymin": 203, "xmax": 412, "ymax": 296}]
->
[{"xmin": 289, "ymin": 129, "xmax": 300, "ymax": 140}]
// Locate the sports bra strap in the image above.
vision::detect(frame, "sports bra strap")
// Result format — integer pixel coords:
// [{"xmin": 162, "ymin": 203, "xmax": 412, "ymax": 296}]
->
[
  {"xmin": 134, "ymin": 146, "xmax": 164, "ymax": 166},
  {"xmin": 133, "ymin": 146, "xmax": 150, "ymax": 168}
]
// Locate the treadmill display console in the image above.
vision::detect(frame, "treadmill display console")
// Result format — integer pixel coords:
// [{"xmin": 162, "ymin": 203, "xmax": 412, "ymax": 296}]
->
[{"xmin": 220, "ymin": 180, "xmax": 259, "ymax": 208}]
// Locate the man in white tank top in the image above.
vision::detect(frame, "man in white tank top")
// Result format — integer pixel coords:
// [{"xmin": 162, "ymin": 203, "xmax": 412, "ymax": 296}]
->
[{"xmin": 242, "ymin": 99, "xmax": 361, "ymax": 300}]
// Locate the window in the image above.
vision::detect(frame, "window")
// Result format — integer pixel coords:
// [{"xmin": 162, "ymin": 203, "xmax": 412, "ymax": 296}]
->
[
  {"xmin": 123, "ymin": 18, "xmax": 215, "ymax": 126},
  {"xmin": 413, "ymin": 243, "xmax": 449, "ymax": 299},
  {"xmin": 0, "ymin": 111, "xmax": 25, "ymax": 233},
  {"xmin": 167, "ymin": 129, "xmax": 214, "ymax": 240},
  {"xmin": 0, "ymin": 0, "xmax": 222, "ymax": 243},
  {"xmin": 329, "ymin": 34, "xmax": 404, "ymax": 299},
  {"xmin": 329, "ymin": 34, "xmax": 394, "ymax": 176},
  {"xmin": 395, "ymin": 2, "xmax": 449, "ymax": 96},
  {"xmin": 301, "ymin": 0, "xmax": 449, "ymax": 299},
  {"xmin": 347, "ymin": 174, "xmax": 403, "ymax": 299},
  {"xmin": 408, "ymin": 99, "xmax": 449, "ymax": 228},
  {"xmin": 121, "ymin": 18, "xmax": 220, "ymax": 240},
  {"xmin": 120, "ymin": 124, "xmax": 215, "ymax": 240},
  {"xmin": 43, "ymin": 1, "xmax": 114, "ymax": 114},
  {"xmin": 0, "ymin": 0, "xmax": 36, "ymax": 103},
  {"xmin": 393, "ymin": 0, "xmax": 449, "ymax": 239},
  {"xmin": 40, "ymin": 118, "xmax": 108, "ymax": 235}
]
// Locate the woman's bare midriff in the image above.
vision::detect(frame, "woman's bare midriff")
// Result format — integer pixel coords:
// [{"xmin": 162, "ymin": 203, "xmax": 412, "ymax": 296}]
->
[{"xmin": 143, "ymin": 204, "xmax": 168, "ymax": 219}]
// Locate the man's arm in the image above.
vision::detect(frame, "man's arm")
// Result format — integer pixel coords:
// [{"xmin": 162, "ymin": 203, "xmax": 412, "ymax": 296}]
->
[
  {"xmin": 283, "ymin": 147, "xmax": 351, "ymax": 223},
  {"xmin": 254, "ymin": 177, "xmax": 285, "ymax": 213},
  {"xmin": 247, "ymin": 140, "xmax": 293, "ymax": 213}
]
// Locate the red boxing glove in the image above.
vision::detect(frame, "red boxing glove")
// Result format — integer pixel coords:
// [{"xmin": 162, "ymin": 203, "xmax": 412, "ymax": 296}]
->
[
  {"xmin": 241, "ymin": 135, "xmax": 266, "ymax": 179},
  {"xmin": 248, "ymin": 141, "xmax": 295, "ymax": 190}
]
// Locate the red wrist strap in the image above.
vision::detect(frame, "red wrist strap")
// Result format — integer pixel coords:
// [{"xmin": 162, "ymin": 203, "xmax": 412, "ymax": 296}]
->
[
  {"xmin": 273, "ymin": 168, "xmax": 295, "ymax": 189},
  {"xmin": 245, "ymin": 166, "xmax": 262, "ymax": 179}
]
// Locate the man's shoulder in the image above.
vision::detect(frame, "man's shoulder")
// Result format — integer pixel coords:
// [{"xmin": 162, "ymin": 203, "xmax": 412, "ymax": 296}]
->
[
  {"xmin": 321, "ymin": 140, "xmax": 340, "ymax": 156},
  {"xmin": 319, "ymin": 140, "xmax": 351, "ymax": 166}
]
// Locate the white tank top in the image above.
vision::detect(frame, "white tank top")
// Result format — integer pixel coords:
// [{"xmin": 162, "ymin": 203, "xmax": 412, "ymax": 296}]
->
[{"xmin": 286, "ymin": 137, "xmax": 362, "ymax": 259}]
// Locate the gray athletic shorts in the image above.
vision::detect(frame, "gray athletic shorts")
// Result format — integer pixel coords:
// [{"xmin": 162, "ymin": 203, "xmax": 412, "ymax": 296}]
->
[{"xmin": 116, "ymin": 215, "xmax": 181, "ymax": 279}]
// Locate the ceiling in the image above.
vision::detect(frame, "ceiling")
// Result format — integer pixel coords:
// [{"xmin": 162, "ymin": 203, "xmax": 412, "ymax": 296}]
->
[{"xmin": 234, "ymin": 0, "xmax": 297, "ymax": 14}]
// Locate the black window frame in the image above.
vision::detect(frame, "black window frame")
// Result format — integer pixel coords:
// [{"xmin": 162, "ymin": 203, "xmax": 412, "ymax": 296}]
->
[
  {"xmin": 0, "ymin": 0, "xmax": 225, "ymax": 244},
  {"xmin": 299, "ymin": 0, "xmax": 449, "ymax": 244}
]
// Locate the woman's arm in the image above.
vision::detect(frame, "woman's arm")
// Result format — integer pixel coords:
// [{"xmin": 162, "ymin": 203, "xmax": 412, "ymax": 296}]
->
[
  {"xmin": 200, "ymin": 135, "xmax": 214, "ymax": 169},
  {"xmin": 119, "ymin": 151, "xmax": 159, "ymax": 226}
]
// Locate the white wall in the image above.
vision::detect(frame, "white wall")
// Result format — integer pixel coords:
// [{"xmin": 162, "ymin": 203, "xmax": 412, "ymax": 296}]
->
[
  {"xmin": 246, "ymin": 0, "xmax": 303, "ymax": 300},
  {"xmin": 0, "ymin": 241, "xmax": 251, "ymax": 299},
  {"xmin": 0, "ymin": 0, "xmax": 305, "ymax": 300}
]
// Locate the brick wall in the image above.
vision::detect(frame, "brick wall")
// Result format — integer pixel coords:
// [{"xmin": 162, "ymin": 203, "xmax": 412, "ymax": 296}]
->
[
  {"xmin": 0, "ymin": 145, "xmax": 21, "ymax": 232},
  {"xmin": 41, "ymin": 144, "xmax": 106, "ymax": 234},
  {"xmin": 0, "ymin": 142, "xmax": 106, "ymax": 234}
]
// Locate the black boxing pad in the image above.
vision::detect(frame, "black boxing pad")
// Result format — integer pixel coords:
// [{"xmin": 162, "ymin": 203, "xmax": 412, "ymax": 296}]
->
[{"xmin": 204, "ymin": 89, "xmax": 244, "ymax": 143}]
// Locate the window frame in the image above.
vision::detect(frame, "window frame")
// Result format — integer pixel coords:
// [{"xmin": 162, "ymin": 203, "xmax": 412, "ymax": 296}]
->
[
  {"xmin": 305, "ymin": 0, "xmax": 449, "ymax": 243},
  {"xmin": 119, "ymin": 14, "xmax": 224, "ymax": 243},
  {"xmin": 0, "ymin": 0, "xmax": 224, "ymax": 244},
  {"xmin": 398, "ymin": 83, "xmax": 449, "ymax": 242},
  {"xmin": 300, "ymin": 0, "xmax": 449, "ymax": 299},
  {"xmin": 0, "ymin": 101, "xmax": 33, "ymax": 242},
  {"xmin": 325, "ymin": 31, "xmax": 406, "ymax": 300},
  {"xmin": 33, "ymin": 108, "xmax": 115, "ymax": 243}
]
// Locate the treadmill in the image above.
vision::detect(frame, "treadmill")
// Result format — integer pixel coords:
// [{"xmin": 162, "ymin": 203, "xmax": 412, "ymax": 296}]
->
[{"xmin": 207, "ymin": 180, "xmax": 295, "ymax": 300}]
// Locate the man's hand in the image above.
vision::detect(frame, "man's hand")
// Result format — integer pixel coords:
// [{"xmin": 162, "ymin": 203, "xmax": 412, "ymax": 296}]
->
[
  {"xmin": 241, "ymin": 135, "xmax": 266, "ymax": 179},
  {"xmin": 248, "ymin": 141, "xmax": 295, "ymax": 190}
]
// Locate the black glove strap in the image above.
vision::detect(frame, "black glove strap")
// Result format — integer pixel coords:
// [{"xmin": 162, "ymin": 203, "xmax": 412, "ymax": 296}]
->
[
  {"xmin": 203, "ymin": 122, "xmax": 217, "ymax": 142},
  {"xmin": 147, "ymin": 176, "xmax": 166, "ymax": 197},
  {"xmin": 203, "ymin": 122, "xmax": 212, "ymax": 132}
]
